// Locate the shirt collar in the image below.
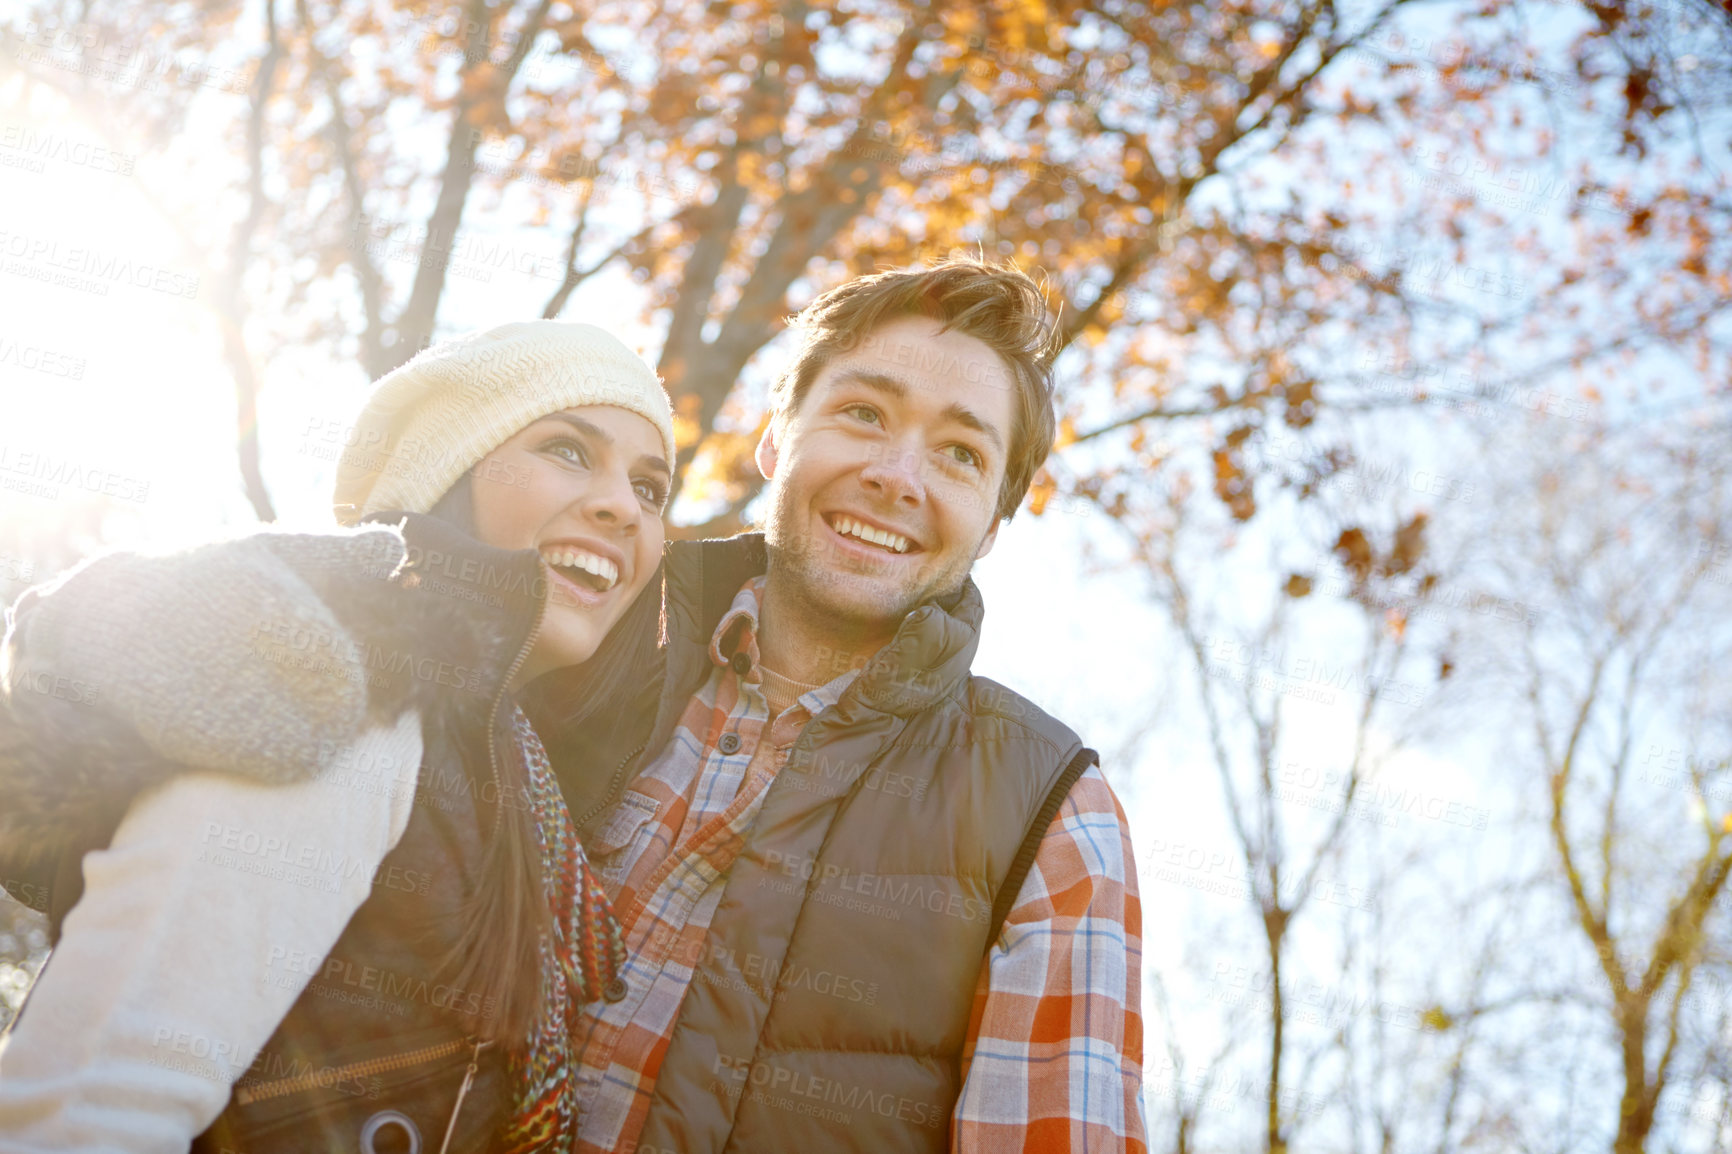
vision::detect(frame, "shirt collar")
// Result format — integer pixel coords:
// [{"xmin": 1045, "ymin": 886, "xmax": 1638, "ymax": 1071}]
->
[
  {"xmin": 708, "ymin": 576, "xmax": 860, "ymax": 713},
  {"xmin": 706, "ymin": 568, "xmax": 986, "ymax": 718},
  {"xmin": 708, "ymin": 576, "xmax": 767, "ymax": 670}
]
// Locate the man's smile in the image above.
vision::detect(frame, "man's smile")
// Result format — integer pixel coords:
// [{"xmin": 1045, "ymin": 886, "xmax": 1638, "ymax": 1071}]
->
[{"xmin": 821, "ymin": 510, "xmax": 923, "ymax": 558}]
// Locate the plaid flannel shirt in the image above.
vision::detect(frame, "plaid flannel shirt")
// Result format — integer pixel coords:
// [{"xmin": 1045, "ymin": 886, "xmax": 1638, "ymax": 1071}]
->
[{"xmin": 567, "ymin": 579, "xmax": 1145, "ymax": 1152}]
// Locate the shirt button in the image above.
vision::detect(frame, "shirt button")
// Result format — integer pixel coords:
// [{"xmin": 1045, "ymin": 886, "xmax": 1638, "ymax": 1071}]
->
[
  {"xmin": 730, "ymin": 652, "xmax": 752, "ymax": 675},
  {"xmin": 719, "ymin": 733, "xmax": 742, "ymax": 755},
  {"xmin": 603, "ymin": 977, "xmax": 628, "ymax": 1003}
]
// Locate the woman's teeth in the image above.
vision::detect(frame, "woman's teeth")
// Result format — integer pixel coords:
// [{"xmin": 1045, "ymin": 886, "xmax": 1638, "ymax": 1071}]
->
[
  {"xmin": 832, "ymin": 515, "xmax": 910, "ymax": 554},
  {"xmin": 540, "ymin": 548, "xmax": 619, "ymax": 591}
]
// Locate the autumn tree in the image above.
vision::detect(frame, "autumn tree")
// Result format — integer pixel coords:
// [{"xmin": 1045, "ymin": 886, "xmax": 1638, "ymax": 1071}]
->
[{"xmin": 5, "ymin": 0, "xmax": 1658, "ymax": 527}]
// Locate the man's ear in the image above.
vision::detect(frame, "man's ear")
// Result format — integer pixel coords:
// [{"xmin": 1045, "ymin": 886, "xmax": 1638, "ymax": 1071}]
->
[
  {"xmin": 755, "ymin": 420, "xmax": 780, "ymax": 481},
  {"xmin": 973, "ymin": 519, "xmax": 1001, "ymax": 561}
]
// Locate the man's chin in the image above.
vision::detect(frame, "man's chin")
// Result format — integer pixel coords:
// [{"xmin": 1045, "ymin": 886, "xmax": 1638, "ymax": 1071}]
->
[{"xmin": 790, "ymin": 562, "xmax": 924, "ymax": 629}]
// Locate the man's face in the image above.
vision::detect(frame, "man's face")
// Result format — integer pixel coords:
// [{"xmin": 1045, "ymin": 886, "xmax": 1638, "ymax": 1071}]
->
[{"xmin": 755, "ymin": 315, "xmax": 1015, "ymax": 640}]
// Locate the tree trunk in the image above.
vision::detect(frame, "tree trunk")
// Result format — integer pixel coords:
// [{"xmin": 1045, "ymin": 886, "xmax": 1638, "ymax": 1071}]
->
[
  {"xmin": 1613, "ymin": 1007, "xmax": 1655, "ymax": 1154},
  {"xmin": 223, "ymin": 0, "xmax": 285, "ymax": 521},
  {"xmin": 1266, "ymin": 911, "xmax": 1288, "ymax": 1154}
]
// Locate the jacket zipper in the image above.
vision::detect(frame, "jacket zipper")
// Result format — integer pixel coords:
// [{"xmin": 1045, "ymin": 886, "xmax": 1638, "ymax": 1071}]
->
[
  {"xmin": 485, "ymin": 566, "xmax": 549, "ymax": 840},
  {"xmin": 576, "ymin": 738, "xmax": 648, "ymax": 832},
  {"xmin": 437, "ymin": 1038, "xmax": 491, "ymax": 1154},
  {"xmin": 232, "ymin": 1037, "xmax": 473, "ymax": 1105}
]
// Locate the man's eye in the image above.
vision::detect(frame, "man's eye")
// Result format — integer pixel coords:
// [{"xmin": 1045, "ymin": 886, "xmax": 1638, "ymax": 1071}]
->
[
  {"xmin": 944, "ymin": 444, "xmax": 981, "ymax": 468},
  {"xmin": 845, "ymin": 405, "xmax": 881, "ymax": 425}
]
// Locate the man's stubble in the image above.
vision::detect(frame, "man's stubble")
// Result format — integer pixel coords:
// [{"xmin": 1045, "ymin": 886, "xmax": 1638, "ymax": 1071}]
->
[{"xmin": 759, "ymin": 477, "xmax": 983, "ymax": 652}]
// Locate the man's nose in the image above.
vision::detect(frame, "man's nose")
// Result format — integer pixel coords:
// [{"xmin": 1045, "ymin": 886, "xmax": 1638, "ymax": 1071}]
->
[{"xmin": 861, "ymin": 443, "xmax": 926, "ymax": 505}]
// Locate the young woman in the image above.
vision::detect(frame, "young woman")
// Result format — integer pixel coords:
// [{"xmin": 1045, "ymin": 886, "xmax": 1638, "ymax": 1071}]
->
[{"xmin": 0, "ymin": 320, "xmax": 676, "ymax": 1154}]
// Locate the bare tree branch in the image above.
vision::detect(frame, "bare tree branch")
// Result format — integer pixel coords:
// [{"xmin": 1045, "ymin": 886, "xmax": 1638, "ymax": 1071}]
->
[{"xmin": 217, "ymin": 0, "xmax": 286, "ymax": 520}]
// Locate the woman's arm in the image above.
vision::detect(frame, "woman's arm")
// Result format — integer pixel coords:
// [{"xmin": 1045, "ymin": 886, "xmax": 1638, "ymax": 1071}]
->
[
  {"xmin": 0, "ymin": 517, "xmax": 514, "ymax": 919},
  {"xmin": 0, "ymin": 712, "xmax": 423, "ymax": 1153},
  {"xmin": 1, "ymin": 524, "xmax": 414, "ymax": 788}
]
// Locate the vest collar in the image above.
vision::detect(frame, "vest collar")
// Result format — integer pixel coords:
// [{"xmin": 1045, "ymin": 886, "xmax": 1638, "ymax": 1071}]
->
[{"xmin": 664, "ymin": 533, "xmax": 984, "ymax": 718}]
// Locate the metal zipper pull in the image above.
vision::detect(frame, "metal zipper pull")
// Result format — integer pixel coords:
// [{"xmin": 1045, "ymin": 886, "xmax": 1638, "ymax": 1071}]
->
[{"xmin": 437, "ymin": 1038, "xmax": 492, "ymax": 1154}]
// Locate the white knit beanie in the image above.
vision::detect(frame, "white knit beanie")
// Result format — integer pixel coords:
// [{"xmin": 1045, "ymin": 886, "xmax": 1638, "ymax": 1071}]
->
[{"xmin": 332, "ymin": 321, "xmax": 677, "ymax": 525}]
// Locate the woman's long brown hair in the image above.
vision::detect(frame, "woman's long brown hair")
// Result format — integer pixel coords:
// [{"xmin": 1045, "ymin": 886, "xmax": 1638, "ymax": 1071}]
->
[{"xmin": 420, "ymin": 474, "xmax": 666, "ymax": 1048}]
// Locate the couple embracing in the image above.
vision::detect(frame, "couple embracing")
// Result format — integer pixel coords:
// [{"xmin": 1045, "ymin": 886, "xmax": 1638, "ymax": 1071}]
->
[{"xmin": 0, "ymin": 259, "xmax": 1144, "ymax": 1152}]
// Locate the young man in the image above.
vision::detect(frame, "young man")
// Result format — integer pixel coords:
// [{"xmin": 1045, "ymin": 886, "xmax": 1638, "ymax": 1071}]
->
[{"xmin": 544, "ymin": 259, "xmax": 1145, "ymax": 1152}]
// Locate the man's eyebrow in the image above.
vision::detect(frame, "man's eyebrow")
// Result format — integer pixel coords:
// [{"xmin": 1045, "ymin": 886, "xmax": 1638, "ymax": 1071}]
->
[
  {"xmin": 834, "ymin": 370, "xmax": 909, "ymax": 400},
  {"xmin": 542, "ymin": 411, "xmax": 670, "ymax": 474},
  {"xmin": 943, "ymin": 402, "xmax": 1005, "ymax": 454}
]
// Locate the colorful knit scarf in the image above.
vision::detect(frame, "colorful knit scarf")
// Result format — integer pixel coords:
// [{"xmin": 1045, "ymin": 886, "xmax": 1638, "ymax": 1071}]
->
[{"xmin": 499, "ymin": 705, "xmax": 627, "ymax": 1154}]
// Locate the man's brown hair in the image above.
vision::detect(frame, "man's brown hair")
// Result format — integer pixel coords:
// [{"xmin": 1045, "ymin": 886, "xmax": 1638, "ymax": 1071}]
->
[{"xmin": 770, "ymin": 258, "xmax": 1061, "ymax": 522}]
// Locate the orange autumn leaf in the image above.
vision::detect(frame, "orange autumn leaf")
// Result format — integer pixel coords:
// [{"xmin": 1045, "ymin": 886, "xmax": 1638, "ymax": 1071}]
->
[{"xmin": 1027, "ymin": 469, "xmax": 1056, "ymax": 516}]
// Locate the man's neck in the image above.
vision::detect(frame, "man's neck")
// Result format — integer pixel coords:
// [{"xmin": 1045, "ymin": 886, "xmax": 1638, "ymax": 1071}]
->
[{"xmin": 756, "ymin": 579, "xmax": 894, "ymax": 687}]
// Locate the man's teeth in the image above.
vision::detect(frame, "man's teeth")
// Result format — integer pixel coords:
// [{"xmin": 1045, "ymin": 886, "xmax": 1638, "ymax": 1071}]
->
[
  {"xmin": 832, "ymin": 515, "xmax": 910, "ymax": 554},
  {"xmin": 540, "ymin": 549, "xmax": 619, "ymax": 590}
]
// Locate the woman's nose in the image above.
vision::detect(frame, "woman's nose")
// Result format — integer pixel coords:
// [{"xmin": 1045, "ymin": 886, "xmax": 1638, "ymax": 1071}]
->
[{"xmin": 577, "ymin": 468, "xmax": 640, "ymax": 529}]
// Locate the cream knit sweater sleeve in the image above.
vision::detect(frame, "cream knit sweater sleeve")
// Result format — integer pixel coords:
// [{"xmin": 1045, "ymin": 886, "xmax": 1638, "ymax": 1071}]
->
[{"xmin": 0, "ymin": 711, "xmax": 422, "ymax": 1154}]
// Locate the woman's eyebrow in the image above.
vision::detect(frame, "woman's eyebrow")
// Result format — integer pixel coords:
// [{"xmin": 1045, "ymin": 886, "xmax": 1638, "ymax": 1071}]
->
[{"xmin": 544, "ymin": 412, "xmax": 610, "ymax": 444}]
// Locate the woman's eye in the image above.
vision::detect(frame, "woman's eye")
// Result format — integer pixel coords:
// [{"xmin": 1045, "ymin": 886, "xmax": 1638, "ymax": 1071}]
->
[
  {"xmin": 544, "ymin": 438, "xmax": 589, "ymax": 467},
  {"xmin": 944, "ymin": 444, "xmax": 981, "ymax": 469},
  {"xmin": 634, "ymin": 478, "xmax": 668, "ymax": 506}
]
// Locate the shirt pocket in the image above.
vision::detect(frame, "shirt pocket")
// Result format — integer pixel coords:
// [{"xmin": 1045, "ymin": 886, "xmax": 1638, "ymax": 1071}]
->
[{"xmin": 587, "ymin": 790, "xmax": 663, "ymax": 862}]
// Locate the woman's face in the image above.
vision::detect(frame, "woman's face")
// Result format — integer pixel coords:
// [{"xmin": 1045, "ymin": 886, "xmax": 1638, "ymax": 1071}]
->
[{"xmin": 469, "ymin": 405, "xmax": 669, "ymax": 683}]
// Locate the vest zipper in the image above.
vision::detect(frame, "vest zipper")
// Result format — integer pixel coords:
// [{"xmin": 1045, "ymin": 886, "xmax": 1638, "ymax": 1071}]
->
[
  {"xmin": 232, "ymin": 1037, "xmax": 475, "ymax": 1105},
  {"xmin": 437, "ymin": 1038, "xmax": 491, "ymax": 1154},
  {"xmin": 575, "ymin": 571, "xmax": 700, "ymax": 831}
]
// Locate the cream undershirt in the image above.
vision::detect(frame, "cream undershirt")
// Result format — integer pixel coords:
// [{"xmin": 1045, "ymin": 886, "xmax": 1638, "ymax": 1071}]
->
[{"xmin": 756, "ymin": 663, "xmax": 823, "ymax": 719}]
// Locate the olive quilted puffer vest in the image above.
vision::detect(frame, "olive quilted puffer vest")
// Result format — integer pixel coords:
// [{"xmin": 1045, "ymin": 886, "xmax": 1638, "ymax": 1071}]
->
[{"xmin": 616, "ymin": 536, "xmax": 1093, "ymax": 1154}]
